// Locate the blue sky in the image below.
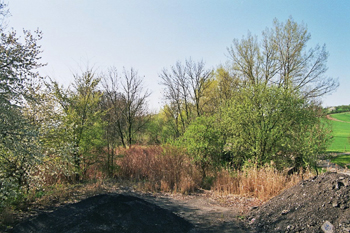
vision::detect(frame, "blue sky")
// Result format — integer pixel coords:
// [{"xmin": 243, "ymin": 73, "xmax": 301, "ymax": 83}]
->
[{"xmin": 7, "ymin": 0, "xmax": 350, "ymax": 111}]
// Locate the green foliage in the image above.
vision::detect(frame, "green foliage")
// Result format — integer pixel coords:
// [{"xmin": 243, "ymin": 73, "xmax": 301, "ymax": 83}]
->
[
  {"xmin": 143, "ymin": 114, "xmax": 165, "ymax": 145},
  {"xmin": 329, "ymin": 105, "xmax": 350, "ymax": 114},
  {"xmin": 221, "ymin": 84, "xmax": 331, "ymax": 169},
  {"xmin": 0, "ymin": 5, "xmax": 44, "ymax": 205},
  {"xmin": 178, "ymin": 116, "xmax": 224, "ymax": 177},
  {"xmin": 50, "ymin": 70, "xmax": 105, "ymax": 179}
]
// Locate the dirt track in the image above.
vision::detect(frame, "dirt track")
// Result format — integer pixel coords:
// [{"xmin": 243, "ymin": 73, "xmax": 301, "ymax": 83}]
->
[{"xmin": 129, "ymin": 189, "xmax": 255, "ymax": 233}]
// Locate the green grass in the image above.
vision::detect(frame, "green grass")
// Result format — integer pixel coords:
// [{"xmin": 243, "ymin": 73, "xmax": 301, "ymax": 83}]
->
[
  {"xmin": 327, "ymin": 113, "xmax": 350, "ymax": 153},
  {"xmin": 331, "ymin": 154, "xmax": 350, "ymax": 169}
]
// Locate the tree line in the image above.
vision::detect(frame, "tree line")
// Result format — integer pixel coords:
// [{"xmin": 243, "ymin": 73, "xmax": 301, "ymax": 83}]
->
[{"xmin": 0, "ymin": 1, "xmax": 337, "ymax": 206}]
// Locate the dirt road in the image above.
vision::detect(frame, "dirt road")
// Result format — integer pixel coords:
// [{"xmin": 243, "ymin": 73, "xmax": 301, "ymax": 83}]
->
[{"xmin": 114, "ymin": 187, "xmax": 256, "ymax": 232}]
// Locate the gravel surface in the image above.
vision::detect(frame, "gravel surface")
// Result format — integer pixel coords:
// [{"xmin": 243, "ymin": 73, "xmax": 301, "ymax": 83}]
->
[{"xmin": 247, "ymin": 172, "xmax": 350, "ymax": 233}]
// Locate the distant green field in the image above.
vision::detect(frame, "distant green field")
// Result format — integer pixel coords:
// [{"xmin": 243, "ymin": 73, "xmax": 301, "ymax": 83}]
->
[{"xmin": 327, "ymin": 112, "xmax": 350, "ymax": 153}]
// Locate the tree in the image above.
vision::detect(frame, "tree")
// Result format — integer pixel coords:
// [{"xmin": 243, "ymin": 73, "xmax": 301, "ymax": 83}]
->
[
  {"xmin": 0, "ymin": 3, "xmax": 44, "ymax": 202},
  {"xmin": 100, "ymin": 67, "xmax": 122, "ymax": 175},
  {"xmin": 23, "ymin": 81, "xmax": 77, "ymax": 184},
  {"xmin": 101, "ymin": 67, "xmax": 150, "ymax": 148},
  {"xmin": 186, "ymin": 59, "xmax": 214, "ymax": 116},
  {"xmin": 160, "ymin": 61, "xmax": 191, "ymax": 136},
  {"xmin": 221, "ymin": 83, "xmax": 331, "ymax": 170},
  {"xmin": 51, "ymin": 69, "xmax": 104, "ymax": 180},
  {"xmin": 160, "ymin": 59, "xmax": 214, "ymax": 137},
  {"xmin": 227, "ymin": 17, "xmax": 338, "ymax": 99},
  {"xmin": 122, "ymin": 68, "xmax": 151, "ymax": 146},
  {"xmin": 201, "ymin": 65, "xmax": 241, "ymax": 113}
]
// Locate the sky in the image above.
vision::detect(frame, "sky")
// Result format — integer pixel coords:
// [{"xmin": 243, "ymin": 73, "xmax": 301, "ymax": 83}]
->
[{"xmin": 7, "ymin": 0, "xmax": 350, "ymax": 111}]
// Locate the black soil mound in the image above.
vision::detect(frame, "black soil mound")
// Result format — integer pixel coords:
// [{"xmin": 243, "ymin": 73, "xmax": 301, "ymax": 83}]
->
[
  {"xmin": 12, "ymin": 194, "xmax": 194, "ymax": 233},
  {"xmin": 247, "ymin": 172, "xmax": 350, "ymax": 233}
]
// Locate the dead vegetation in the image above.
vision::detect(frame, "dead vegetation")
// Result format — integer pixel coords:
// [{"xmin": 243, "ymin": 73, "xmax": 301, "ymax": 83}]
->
[
  {"xmin": 117, "ymin": 146, "xmax": 202, "ymax": 193},
  {"xmin": 213, "ymin": 166, "xmax": 314, "ymax": 201}
]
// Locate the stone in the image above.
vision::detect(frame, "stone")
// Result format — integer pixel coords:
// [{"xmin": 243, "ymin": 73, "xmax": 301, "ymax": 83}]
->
[
  {"xmin": 321, "ymin": 221, "xmax": 334, "ymax": 233},
  {"xmin": 281, "ymin": 209, "xmax": 290, "ymax": 215}
]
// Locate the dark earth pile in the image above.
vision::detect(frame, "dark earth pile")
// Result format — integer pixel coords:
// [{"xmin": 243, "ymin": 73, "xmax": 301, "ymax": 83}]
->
[
  {"xmin": 12, "ymin": 194, "xmax": 194, "ymax": 233},
  {"xmin": 247, "ymin": 172, "xmax": 350, "ymax": 233}
]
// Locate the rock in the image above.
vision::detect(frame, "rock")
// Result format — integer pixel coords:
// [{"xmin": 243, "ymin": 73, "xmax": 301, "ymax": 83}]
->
[
  {"xmin": 249, "ymin": 218, "xmax": 256, "ymax": 224},
  {"xmin": 321, "ymin": 221, "xmax": 334, "ymax": 233},
  {"xmin": 281, "ymin": 209, "xmax": 290, "ymax": 215}
]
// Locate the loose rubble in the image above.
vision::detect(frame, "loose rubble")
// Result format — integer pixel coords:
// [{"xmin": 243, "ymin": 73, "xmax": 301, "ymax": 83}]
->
[{"xmin": 247, "ymin": 172, "xmax": 350, "ymax": 233}]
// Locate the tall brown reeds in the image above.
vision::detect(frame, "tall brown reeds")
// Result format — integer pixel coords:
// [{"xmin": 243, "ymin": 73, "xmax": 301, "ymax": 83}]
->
[
  {"xmin": 118, "ymin": 145, "xmax": 201, "ymax": 193},
  {"xmin": 212, "ymin": 165, "xmax": 314, "ymax": 201}
]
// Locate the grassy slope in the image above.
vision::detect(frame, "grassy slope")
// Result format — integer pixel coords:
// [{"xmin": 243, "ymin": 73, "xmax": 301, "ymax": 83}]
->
[
  {"xmin": 327, "ymin": 120, "xmax": 350, "ymax": 152},
  {"xmin": 327, "ymin": 112, "xmax": 350, "ymax": 153},
  {"xmin": 327, "ymin": 112, "xmax": 350, "ymax": 167}
]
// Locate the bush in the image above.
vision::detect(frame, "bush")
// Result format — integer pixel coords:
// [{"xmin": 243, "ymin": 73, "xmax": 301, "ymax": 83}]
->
[{"xmin": 177, "ymin": 116, "xmax": 225, "ymax": 178}]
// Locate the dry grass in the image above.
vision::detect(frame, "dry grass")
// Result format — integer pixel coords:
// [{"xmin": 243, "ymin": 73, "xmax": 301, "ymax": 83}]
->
[
  {"xmin": 212, "ymin": 165, "xmax": 314, "ymax": 202},
  {"xmin": 118, "ymin": 145, "xmax": 201, "ymax": 194}
]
